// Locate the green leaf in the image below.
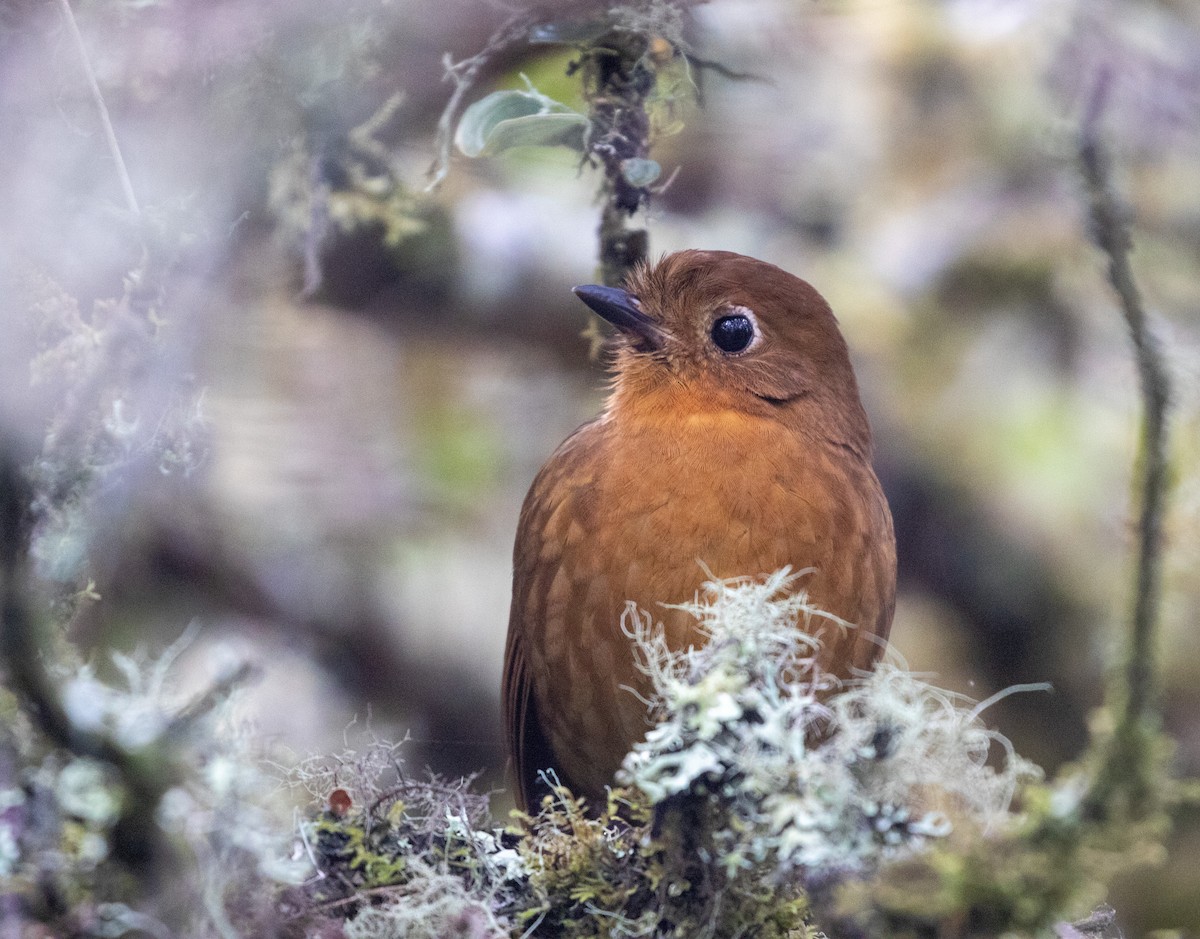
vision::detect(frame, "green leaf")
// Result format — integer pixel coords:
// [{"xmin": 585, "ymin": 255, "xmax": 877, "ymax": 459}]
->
[
  {"xmin": 455, "ymin": 88, "xmax": 588, "ymax": 158},
  {"xmin": 621, "ymin": 158, "xmax": 661, "ymax": 188},
  {"xmin": 528, "ymin": 20, "xmax": 608, "ymax": 44}
]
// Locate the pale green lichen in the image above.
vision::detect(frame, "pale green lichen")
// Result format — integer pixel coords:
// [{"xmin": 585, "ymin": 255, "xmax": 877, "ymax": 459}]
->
[
  {"xmin": 0, "ymin": 631, "xmax": 299, "ymax": 934},
  {"xmin": 620, "ymin": 569, "xmax": 1040, "ymax": 881},
  {"xmin": 283, "ymin": 569, "xmax": 1156, "ymax": 938},
  {"xmin": 5, "ymin": 564, "xmax": 1169, "ymax": 938}
]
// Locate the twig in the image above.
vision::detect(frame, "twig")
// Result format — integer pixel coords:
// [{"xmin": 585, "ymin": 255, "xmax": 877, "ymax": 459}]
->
[
  {"xmin": 304, "ymin": 883, "xmax": 413, "ymax": 915},
  {"xmin": 1079, "ymin": 74, "xmax": 1171, "ymax": 734},
  {"xmin": 56, "ymin": 0, "xmax": 140, "ymax": 217},
  {"xmin": 426, "ymin": 11, "xmax": 536, "ymax": 190},
  {"xmin": 1076, "ymin": 72, "xmax": 1173, "ymax": 823},
  {"xmin": 684, "ymin": 54, "xmax": 770, "ymax": 85},
  {"xmin": 165, "ymin": 661, "xmax": 263, "ymax": 738},
  {"xmin": 0, "ymin": 449, "xmax": 184, "ymax": 907}
]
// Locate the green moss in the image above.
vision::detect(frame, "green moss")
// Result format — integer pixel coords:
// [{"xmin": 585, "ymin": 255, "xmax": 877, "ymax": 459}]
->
[
  {"xmin": 514, "ymin": 784, "xmax": 813, "ymax": 938},
  {"xmin": 314, "ymin": 816, "xmax": 410, "ymax": 889}
]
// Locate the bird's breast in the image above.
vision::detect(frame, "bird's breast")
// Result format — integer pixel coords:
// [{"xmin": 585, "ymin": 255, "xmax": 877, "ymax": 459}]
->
[{"xmin": 512, "ymin": 408, "xmax": 894, "ymax": 798}]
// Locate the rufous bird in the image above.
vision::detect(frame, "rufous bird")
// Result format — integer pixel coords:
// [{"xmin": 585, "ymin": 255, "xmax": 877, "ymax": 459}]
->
[{"xmin": 504, "ymin": 249, "xmax": 896, "ymax": 812}]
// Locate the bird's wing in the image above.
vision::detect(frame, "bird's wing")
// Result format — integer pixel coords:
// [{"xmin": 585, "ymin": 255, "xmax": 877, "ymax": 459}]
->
[
  {"xmin": 501, "ymin": 610, "xmax": 538, "ymax": 811},
  {"xmin": 503, "ymin": 426, "xmax": 596, "ymax": 812},
  {"xmin": 503, "ymin": 617, "xmax": 570, "ymax": 812}
]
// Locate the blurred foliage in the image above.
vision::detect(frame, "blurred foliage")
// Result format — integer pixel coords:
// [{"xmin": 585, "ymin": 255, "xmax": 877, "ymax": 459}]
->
[
  {"xmin": 270, "ymin": 92, "xmax": 458, "ymax": 304},
  {"xmin": 0, "ymin": 626, "xmax": 296, "ymax": 936}
]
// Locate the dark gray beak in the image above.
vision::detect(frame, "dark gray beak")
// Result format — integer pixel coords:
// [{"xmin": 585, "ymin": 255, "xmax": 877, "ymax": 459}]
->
[{"xmin": 572, "ymin": 284, "xmax": 664, "ymax": 352}]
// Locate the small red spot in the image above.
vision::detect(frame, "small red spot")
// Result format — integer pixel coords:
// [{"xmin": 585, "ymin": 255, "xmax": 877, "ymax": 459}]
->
[{"xmin": 328, "ymin": 788, "xmax": 352, "ymax": 817}]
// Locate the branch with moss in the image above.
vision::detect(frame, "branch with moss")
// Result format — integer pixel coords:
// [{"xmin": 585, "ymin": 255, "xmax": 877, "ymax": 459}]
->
[
  {"xmin": 1077, "ymin": 72, "xmax": 1173, "ymax": 820},
  {"xmin": 814, "ymin": 72, "xmax": 1186, "ymax": 939},
  {"xmin": 266, "ymin": 563, "xmax": 1163, "ymax": 937},
  {"xmin": 1, "ymin": 0, "xmax": 178, "ymax": 901},
  {"xmin": 433, "ymin": 2, "xmax": 701, "ymax": 289},
  {"xmin": 0, "ymin": 9, "xmax": 266, "ymax": 928},
  {"xmin": 0, "ymin": 451, "xmax": 256, "ymax": 924},
  {"xmin": 575, "ymin": 25, "xmax": 658, "ymax": 287}
]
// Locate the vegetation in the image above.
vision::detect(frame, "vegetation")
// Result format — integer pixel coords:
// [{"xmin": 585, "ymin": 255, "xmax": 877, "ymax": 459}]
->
[{"xmin": 1, "ymin": 0, "xmax": 1197, "ymax": 935}]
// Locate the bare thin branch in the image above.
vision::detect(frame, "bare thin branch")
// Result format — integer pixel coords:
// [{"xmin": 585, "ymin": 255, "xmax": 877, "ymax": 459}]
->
[
  {"xmin": 1079, "ymin": 75, "xmax": 1172, "ymax": 733},
  {"xmin": 56, "ymin": 0, "xmax": 140, "ymax": 217},
  {"xmin": 166, "ymin": 661, "xmax": 263, "ymax": 738},
  {"xmin": 426, "ymin": 12, "xmax": 536, "ymax": 190}
]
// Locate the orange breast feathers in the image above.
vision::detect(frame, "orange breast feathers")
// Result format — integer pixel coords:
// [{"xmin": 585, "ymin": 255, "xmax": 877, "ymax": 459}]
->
[{"xmin": 504, "ymin": 249, "xmax": 896, "ymax": 811}]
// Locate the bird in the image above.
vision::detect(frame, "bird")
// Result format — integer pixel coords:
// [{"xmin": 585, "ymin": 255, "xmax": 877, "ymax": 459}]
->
[{"xmin": 503, "ymin": 249, "xmax": 896, "ymax": 812}]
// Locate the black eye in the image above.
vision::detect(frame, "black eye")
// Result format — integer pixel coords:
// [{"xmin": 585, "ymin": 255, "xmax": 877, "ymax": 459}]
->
[{"xmin": 710, "ymin": 314, "xmax": 755, "ymax": 353}]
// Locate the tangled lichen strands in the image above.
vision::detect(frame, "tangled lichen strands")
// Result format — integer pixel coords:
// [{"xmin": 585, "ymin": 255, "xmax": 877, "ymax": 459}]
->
[
  {"xmin": 825, "ymin": 666, "xmax": 1043, "ymax": 829},
  {"xmin": 619, "ymin": 570, "xmax": 1041, "ymax": 879},
  {"xmin": 608, "ymin": 1, "xmax": 691, "ymax": 53}
]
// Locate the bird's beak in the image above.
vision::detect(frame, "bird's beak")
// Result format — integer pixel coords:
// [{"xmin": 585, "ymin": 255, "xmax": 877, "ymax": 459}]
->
[{"xmin": 572, "ymin": 284, "xmax": 665, "ymax": 352}]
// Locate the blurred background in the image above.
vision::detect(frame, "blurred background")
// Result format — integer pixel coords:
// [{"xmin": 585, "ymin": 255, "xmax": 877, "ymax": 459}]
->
[{"xmin": 1, "ymin": 0, "xmax": 1198, "ymax": 932}]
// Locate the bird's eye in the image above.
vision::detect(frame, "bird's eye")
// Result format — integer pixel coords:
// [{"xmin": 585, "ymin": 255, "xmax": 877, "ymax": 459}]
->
[{"xmin": 710, "ymin": 313, "xmax": 755, "ymax": 354}]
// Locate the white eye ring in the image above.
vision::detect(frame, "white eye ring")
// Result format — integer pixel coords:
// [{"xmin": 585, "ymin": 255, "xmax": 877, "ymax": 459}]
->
[{"xmin": 710, "ymin": 305, "xmax": 761, "ymax": 355}]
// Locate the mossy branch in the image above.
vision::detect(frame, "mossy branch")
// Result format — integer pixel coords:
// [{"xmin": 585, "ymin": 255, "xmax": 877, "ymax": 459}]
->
[
  {"xmin": 1078, "ymin": 72, "xmax": 1173, "ymax": 816},
  {"xmin": 0, "ymin": 452, "xmax": 179, "ymax": 880},
  {"xmin": 578, "ymin": 29, "xmax": 656, "ymax": 287},
  {"xmin": 0, "ymin": 0, "xmax": 173, "ymax": 852},
  {"xmin": 1, "ymin": 451, "xmax": 264, "ymax": 927},
  {"xmin": 429, "ymin": 3, "xmax": 697, "ymax": 287}
]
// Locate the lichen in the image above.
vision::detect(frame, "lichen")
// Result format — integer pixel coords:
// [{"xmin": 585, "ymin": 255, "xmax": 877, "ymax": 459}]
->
[
  {"xmin": 619, "ymin": 569, "xmax": 1040, "ymax": 886},
  {"xmin": 0, "ymin": 633, "xmax": 296, "ymax": 936},
  {"xmin": 2, "ymin": 571, "xmax": 1174, "ymax": 937},
  {"xmin": 282, "ymin": 739, "xmax": 528, "ymax": 935},
  {"xmin": 278, "ymin": 571, "xmax": 1046, "ymax": 937}
]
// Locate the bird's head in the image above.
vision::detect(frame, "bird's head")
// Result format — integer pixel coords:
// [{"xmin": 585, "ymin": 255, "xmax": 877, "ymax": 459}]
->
[{"xmin": 573, "ymin": 250, "xmax": 872, "ymax": 454}]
